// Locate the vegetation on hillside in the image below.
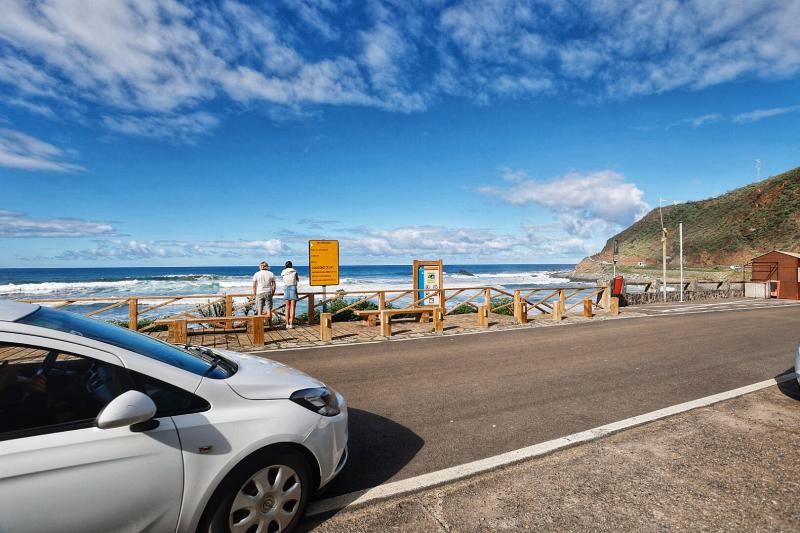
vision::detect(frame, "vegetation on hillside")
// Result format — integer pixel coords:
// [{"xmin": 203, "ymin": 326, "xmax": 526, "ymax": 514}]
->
[{"xmin": 577, "ymin": 166, "xmax": 800, "ymax": 270}]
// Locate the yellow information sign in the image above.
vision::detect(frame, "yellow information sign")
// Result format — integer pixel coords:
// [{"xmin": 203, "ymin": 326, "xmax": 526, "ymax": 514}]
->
[{"xmin": 308, "ymin": 240, "xmax": 340, "ymax": 286}]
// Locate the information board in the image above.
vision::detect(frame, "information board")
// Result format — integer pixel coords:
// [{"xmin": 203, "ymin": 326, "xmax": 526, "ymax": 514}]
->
[{"xmin": 308, "ymin": 240, "xmax": 339, "ymax": 286}]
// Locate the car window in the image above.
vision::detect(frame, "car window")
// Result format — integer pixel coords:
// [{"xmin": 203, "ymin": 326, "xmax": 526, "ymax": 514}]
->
[
  {"xmin": 17, "ymin": 307, "xmax": 234, "ymax": 379},
  {"xmin": 130, "ymin": 371, "xmax": 210, "ymax": 418},
  {"xmin": 0, "ymin": 343, "xmax": 130, "ymax": 440}
]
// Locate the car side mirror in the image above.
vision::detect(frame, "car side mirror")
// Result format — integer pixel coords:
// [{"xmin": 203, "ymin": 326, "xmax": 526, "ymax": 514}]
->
[{"xmin": 96, "ymin": 390, "xmax": 157, "ymax": 429}]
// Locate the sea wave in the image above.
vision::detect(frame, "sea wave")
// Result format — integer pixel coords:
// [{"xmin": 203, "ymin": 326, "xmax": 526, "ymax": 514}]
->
[
  {"xmin": 0, "ymin": 269, "xmax": 575, "ymax": 299},
  {"xmin": 0, "ymin": 280, "xmax": 141, "ymax": 296}
]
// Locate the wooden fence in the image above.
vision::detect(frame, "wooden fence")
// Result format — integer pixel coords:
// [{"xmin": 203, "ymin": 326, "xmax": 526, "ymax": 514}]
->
[{"xmin": 17, "ymin": 284, "xmax": 612, "ymax": 333}]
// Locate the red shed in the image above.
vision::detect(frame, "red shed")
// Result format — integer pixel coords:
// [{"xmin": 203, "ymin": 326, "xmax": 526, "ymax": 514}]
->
[{"xmin": 750, "ymin": 250, "xmax": 800, "ymax": 300}]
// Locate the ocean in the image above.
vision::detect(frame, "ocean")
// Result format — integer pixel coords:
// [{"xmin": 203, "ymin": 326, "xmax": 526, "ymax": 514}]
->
[
  {"xmin": 0, "ymin": 264, "xmax": 582, "ymax": 319},
  {"xmin": 0, "ymin": 264, "xmax": 578, "ymax": 299}
]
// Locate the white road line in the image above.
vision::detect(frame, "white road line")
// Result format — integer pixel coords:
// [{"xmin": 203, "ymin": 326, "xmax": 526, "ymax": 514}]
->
[{"xmin": 307, "ymin": 372, "xmax": 798, "ymax": 517}]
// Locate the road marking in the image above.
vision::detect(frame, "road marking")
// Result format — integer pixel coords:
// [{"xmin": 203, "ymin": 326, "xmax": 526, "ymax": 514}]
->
[{"xmin": 307, "ymin": 372, "xmax": 798, "ymax": 517}]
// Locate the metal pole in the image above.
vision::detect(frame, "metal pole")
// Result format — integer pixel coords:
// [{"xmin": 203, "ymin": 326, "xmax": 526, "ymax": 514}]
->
[
  {"xmin": 679, "ymin": 222, "xmax": 684, "ymax": 302},
  {"xmin": 662, "ymin": 228, "xmax": 668, "ymax": 303},
  {"xmin": 322, "ymin": 285, "xmax": 327, "ymax": 313}
]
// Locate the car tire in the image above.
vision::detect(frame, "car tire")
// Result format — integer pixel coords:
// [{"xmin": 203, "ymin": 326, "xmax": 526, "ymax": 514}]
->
[{"xmin": 200, "ymin": 448, "xmax": 312, "ymax": 533}]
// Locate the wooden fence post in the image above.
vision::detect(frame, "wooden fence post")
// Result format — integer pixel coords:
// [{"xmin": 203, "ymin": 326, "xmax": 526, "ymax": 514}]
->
[
  {"xmin": 433, "ymin": 308, "xmax": 444, "ymax": 333},
  {"xmin": 551, "ymin": 300, "xmax": 563, "ymax": 321},
  {"xmin": 559, "ymin": 289, "xmax": 566, "ymax": 315},
  {"xmin": 128, "ymin": 298, "xmax": 138, "ymax": 330},
  {"xmin": 251, "ymin": 316, "xmax": 265, "ymax": 345},
  {"xmin": 610, "ymin": 297, "xmax": 619, "ymax": 315},
  {"xmin": 378, "ymin": 291, "xmax": 386, "ymax": 311},
  {"xmin": 319, "ymin": 312, "xmax": 332, "ymax": 341},
  {"xmin": 518, "ymin": 302, "xmax": 528, "ymax": 324},
  {"xmin": 380, "ymin": 311, "xmax": 392, "ymax": 337},
  {"xmin": 308, "ymin": 294, "xmax": 315, "ymax": 324},
  {"xmin": 513, "ymin": 290, "xmax": 521, "ymax": 322},
  {"xmin": 478, "ymin": 304, "xmax": 489, "ymax": 327},
  {"xmin": 484, "ymin": 287, "xmax": 492, "ymax": 310},
  {"xmin": 170, "ymin": 319, "xmax": 187, "ymax": 344},
  {"xmin": 583, "ymin": 298, "xmax": 593, "ymax": 318},
  {"xmin": 225, "ymin": 295, "xmax": 234, "ymax": 329}
]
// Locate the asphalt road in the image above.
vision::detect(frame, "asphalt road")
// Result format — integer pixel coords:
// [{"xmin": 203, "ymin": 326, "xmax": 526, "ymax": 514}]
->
[{"xmin": 263, "ymin": 302, "xmax": 800, "ymax": 498}]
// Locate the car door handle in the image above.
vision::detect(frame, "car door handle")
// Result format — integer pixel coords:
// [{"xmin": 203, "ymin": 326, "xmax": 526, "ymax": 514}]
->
[{"xmin": 130, "ymin": 419, "xmax": 160, "ymax": 432}]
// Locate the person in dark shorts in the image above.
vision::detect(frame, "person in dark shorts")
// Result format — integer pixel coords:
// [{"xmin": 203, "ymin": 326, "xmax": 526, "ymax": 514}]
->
[{"xmin": 252, "ymin": 261, "xmax": 276, "ymax": 326}]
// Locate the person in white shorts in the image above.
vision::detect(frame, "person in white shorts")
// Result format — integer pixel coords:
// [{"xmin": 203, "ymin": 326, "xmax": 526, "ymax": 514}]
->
[{"xmin": 252, "ymin": 261, "xmax": 276, "ymax": 326}]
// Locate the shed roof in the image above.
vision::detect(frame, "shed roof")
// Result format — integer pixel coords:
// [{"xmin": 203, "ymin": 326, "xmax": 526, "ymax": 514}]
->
[{"xmin": 751, "ymin": 250, "xmax": 800, "ymax": 261}]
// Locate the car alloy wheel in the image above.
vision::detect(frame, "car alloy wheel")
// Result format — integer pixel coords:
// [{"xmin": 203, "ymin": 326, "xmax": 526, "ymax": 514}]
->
[{"xmin": 228, "ymin": 464, "xmax": 303, "ymax": 533}]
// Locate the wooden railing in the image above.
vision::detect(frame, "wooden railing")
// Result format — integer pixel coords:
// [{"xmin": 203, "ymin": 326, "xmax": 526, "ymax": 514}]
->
[{"xmin": 16, "ymin": 284, "xmax": 611, "ymax": 332}]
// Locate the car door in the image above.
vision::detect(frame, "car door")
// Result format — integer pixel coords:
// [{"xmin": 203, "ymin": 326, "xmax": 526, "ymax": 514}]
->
[{"xmin": 0, "ymin": 336, "xmax": 183, "ymax": 533}]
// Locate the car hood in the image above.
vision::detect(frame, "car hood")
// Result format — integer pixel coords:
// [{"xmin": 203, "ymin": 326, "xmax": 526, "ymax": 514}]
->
[{"xmin": 214, "ymin": 349, "xmax": 324, "ymax": 400}]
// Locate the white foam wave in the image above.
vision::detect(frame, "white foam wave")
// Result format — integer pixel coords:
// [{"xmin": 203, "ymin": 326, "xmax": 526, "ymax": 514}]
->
[
  {"xmin": 0, "ymin": 280, "xmax": 141, "ymax": 296},
  {"xmin": 1, "ymin": 269, "xmax": 575, "ymax": 300}
]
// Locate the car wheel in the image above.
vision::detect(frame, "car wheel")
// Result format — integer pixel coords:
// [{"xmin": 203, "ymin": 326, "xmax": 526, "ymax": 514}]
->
[{"xmin": 201, "ymin": 448, "xmax": 312, "ymax": 533}]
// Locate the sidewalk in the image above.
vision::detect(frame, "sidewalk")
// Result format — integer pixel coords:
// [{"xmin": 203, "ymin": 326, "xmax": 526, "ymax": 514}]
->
[{"xmin": 303, "ymin": 381, "xmax": 800, "ymax": 532}]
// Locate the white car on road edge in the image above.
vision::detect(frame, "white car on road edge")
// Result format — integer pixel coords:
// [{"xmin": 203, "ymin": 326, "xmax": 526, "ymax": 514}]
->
[{"xmin": 0, "ymin": 300, "xmax": 348, "ymax": 533}]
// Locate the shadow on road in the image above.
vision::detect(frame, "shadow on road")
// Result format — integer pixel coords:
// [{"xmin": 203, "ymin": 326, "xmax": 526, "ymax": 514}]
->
[
  {"xmin": 298, "ymin": 407, "xmax": 424, "ymax": 531},
  {"xmin": 777, "ymin": 367, "xmax": 800, "ymax": 400}
]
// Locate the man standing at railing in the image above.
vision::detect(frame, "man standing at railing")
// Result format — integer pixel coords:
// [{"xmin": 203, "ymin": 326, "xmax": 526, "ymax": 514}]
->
[{"xmin": 252, "ymin": 261, "xmax": 276, "ymax": 327}]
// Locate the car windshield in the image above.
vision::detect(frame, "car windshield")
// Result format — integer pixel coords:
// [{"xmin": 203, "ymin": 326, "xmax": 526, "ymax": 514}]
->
[{"xmin": 17, "ymin": 307, "xmax": 235, "ymax": 379}]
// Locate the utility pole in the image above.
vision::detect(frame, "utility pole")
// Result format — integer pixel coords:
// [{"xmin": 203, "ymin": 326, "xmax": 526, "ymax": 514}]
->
[
  {"xmin": 659, "ymin": 198, "xmax": 668, "ymax": 302},
  {"xmin": 679, "ymin": 222, "xmax": 684, "ymax": 302}
]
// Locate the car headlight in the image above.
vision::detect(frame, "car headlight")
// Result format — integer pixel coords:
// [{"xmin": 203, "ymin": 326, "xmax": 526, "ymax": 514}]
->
[{"xmin": 290, "ymin": 387, "xmax": 340, "ymax": 416}]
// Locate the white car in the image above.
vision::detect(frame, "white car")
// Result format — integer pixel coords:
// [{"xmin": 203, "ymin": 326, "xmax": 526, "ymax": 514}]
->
[{"xmin": 0, "ymin": 300, "xmax": 348, "ymax": 533}]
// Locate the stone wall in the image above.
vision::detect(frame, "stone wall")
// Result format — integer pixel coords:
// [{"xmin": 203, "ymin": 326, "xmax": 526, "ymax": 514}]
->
[{"xmin": 621, "ymin": 288, "xmax": 744, "ymax": 306}]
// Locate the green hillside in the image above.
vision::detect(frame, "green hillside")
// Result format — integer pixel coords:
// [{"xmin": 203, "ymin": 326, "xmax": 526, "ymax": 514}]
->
[{"xmin": 576, "ymin": 166, "xmax": 800, "ymax": 271}]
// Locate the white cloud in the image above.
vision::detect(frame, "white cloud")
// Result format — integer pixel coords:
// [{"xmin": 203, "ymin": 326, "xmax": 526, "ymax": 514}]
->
[
  {"xmin": 58, "ymin": 238, "xmax": 287, "ymax": 261},
  {"xmin": 102, "ymin": 112, "xmax": 219, "ymax": 141},
  {"xmin": 481, "ymin": 169, "xmax": 650, "ymax": 228},
  {"xmin": 686, "ymin": 113, "xmax": 724, "ymax": 128},
  {"xmin": 732, "ymin": 105, "xmax": 800, "ymax": 123},
  {"xmin": 346, "ymin": 225, "xmax": 522, "ymax": 258},
  {"xmin": 2, "ymin": 0, "xmax": 800, "ymax": 135},
  {"xmin": 0, "ymin": 128, "xmax": 82, "ymax": 172},
  {"xmin": 0, "ymin": 210, "xmax": 113, "ymax": 237}
]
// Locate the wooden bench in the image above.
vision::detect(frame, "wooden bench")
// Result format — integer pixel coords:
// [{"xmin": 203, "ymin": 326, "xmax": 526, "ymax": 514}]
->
[
  {"xmin": 154, "ymin": 315, "xmax": 268, "ymax": 345},
  {"xmin": 354, "ymin": 306, "xmax": 439, "ymax": 326}
]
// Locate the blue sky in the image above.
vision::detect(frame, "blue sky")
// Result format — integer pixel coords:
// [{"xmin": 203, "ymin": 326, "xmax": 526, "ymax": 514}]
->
[{"xmin": 1, "ymin": 0, "xmax": 799, "ymax": 267}]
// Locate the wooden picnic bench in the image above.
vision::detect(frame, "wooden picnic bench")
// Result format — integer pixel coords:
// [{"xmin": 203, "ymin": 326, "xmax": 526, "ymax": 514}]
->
[
  {"xmin": 154, "ymin": 315, "xmax": 268, "ymax": 345},
  {"xmin": 354, "ymin": 306, "xmax": 439, "ymax": 326}
]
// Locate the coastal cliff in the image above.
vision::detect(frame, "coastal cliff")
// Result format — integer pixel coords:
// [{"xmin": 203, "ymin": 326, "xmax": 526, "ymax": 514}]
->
[{"xmin": 576, "ymin": 166, "xmax": 800, "ymax": 273}]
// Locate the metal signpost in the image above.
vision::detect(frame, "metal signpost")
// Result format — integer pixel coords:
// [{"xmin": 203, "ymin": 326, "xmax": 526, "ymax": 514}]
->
[
  {"xmin": 308, "ymin": 240, "xmax": 340, "ymax": 312},
  {"xmin": 612, "ymin": 239, "xmax": 619, "ymax": 278}
]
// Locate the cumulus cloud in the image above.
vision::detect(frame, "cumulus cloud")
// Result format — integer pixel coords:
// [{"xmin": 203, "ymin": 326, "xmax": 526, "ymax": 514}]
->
[
  {"xmin": 0, "ymin": 128, "xmax": 82, "ymax": 172},
  {"xmin": 0, "ymin": 210, "xmax": 113, "ymax": 237},
  {"xmin": 3, "ymin": 0, "xmax": 800, "ymax": 136},
  {"xmin": 732, "ymin": 105, "xmax": 800, "ymax": 123},
  {"xmin": 58, "ymin": 238, "xmax": 287, "ymax": 261},
  {"xmin": 481, "ymin": 169, "xmax": 650, "ymax": 228}
]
